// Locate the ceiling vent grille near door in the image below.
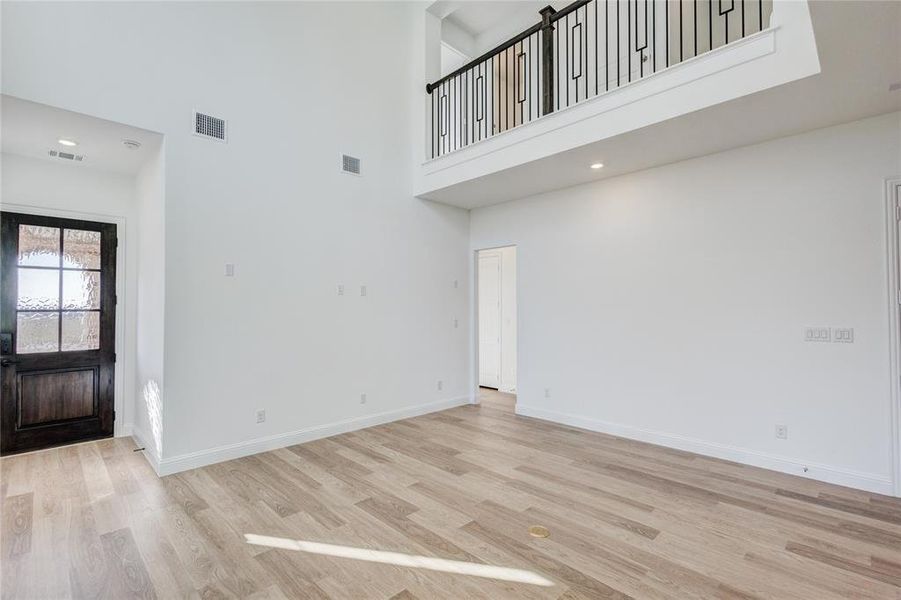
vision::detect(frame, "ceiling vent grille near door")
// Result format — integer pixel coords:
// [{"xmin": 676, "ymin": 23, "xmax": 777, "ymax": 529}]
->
[
  {"xmin": 193, "ymin": 110, "xmax": 227, "ymax": 142},
  {"xmin": 48, "ymin": 150, "xmax": 84, "ymax": 162},
  {"xmin": 341, "ymin": 154, "xmax": 361, "ymax": 176}
]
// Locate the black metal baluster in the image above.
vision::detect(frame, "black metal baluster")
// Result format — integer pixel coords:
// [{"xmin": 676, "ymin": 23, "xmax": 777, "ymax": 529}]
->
[
  {"xmin": 470, "ymin": 68, "xmax": 474, "ymax": 145},
  {"xmin": 565, "ymin": 13, "xmax": 570, "ymax": 108},
  {"xmin": 606, "ymin": 0, "xmax": 610, "ymax": 90},
  {"xmin": 709, "ymin": 0, "xmax": 713, "ymax": 51},
  {"xmin": 514, "ymin": 43, "xmax": 519, "ymax": 127},
  {"xmin": 505, "ymin": 48, "xmax": 510, "ymax": 131},
  {"xmin": 595, "ymin": 0, "xmax": 599, "ymax": 96},
  {"xmin": 628, "ymin": 0, "xmax": 631, "ymax": 82},
  {"xmin": 617, "ymin": 0, "xmax": 621, "ymax": 86},
  {"xmin": 653, "ymin": 0, "xmax": 656, "ymax": 73},
  {"xmin": 741, "ymin": 0, "xmax": 745, "ymax": 37},
  {"xmin": 723, "ymin": 0, "xmax": 729, "ymax": 45},
  {"xmin": 680, "ymin": 0, "xmax": 684, "ymax": 62},
  {"xmin": 429, "ymin": 90, "xmax": 436, "ymax": 158},
  {"xmin": 694, "ymin": 0, "xmax": 698, "ymax": 57},
  {"xmin": 634, "ymin": 0, "xmax": 648, "ymax": 78},
  {"xmin": 584, "ymin": 5, "xmax": 588, "ymax": 100},
  {"xmin": 529, "ymin": 34, "xmax": 534, "ymax": 121},
  {"xmin": 490, "ymin": 54, "xmax": 494, "ymax": 135},
  {"xmin": 666, "ymin": 0, "xmax": 670, "ymax": 67},
  {"xmin": 758, "ymin": 0, "xmax": 762, "ymax": 32}
]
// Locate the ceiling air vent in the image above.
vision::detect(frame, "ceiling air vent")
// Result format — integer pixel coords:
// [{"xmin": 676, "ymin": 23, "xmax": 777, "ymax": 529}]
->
[
  {"xmin": 48, "ymin": 150, "xmax": 84, "ymax": 162},
  {"xmin": 193, "ymin": 110, "xmax": 227, "ymax": 142},
  {"xmin": 340, "ymin": 154, "xmax": 361, "ymax": 176}
]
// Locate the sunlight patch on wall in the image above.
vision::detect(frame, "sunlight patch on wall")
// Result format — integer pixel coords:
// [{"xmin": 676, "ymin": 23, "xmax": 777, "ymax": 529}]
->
[{"xmin": 143, "ymin": 379, "xmax": 163, "ymax": 456}]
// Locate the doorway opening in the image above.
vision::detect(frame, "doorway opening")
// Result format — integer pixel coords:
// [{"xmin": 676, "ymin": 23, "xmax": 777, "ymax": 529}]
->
[{"xmin": 477, "ymin": 246, "xmax": 516, "ymax": 411}]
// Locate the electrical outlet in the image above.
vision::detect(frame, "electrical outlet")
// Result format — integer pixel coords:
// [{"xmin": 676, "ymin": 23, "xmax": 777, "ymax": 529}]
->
[
  {"xmin": 832, "ymin": 328, "xmax": 854, "ymax": 343},
  {"xmin": 437, "ymin": 380, "xmax": 443, "ymax": 391},
  {"xmin": 453, "ymin": 318, "xmax": 458, "ymax": 329},
  {"xmin": 360, "ymin": 393, "xmax": 367, "ymax": 404},
  {"xmin": 453, "ymin": 280, "xmax": 458, "ymax": 289},
  {"xmin": 544, "ymin": 388, "xmax": 551, "ymax": 398},
  {"xmin": 224, "ymin": 263, "xmax": 235, "ymax": 277},
  {"xmin": 804, "ymin": 327, "xmax": 831, "ymax": 342},
  {"xmin": 360, "ymin": 285, "xmax": 367, "ymax": 297},
  {"xmin": 256, "ymin": 409, "xmax": 266, "ymax": 423},
  {"xmin": 337, "ymin": 284, "xmax": 344, "ymax": 296},
  {"xmin": 775, "ymin": 424, "xmax": 788, "ymax": 440}
]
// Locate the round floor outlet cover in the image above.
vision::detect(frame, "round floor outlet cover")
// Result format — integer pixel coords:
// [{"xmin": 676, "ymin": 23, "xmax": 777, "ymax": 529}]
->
[{"xmin": 528, "ymin": 525, "xmax": 550, "ymax": 538}]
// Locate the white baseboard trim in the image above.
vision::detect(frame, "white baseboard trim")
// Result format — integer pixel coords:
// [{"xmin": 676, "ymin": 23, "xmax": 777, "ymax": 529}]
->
[
  {"xmin": 115, "ymin": 422, "xmax": 133, "ymax": 438},
  {"xmin": 516, "ymin": 404, "xmax": 894, "ymax": 496},
  {"xmin": 154, "ymin": 396, "xmax": 470, "ymax": 477}
]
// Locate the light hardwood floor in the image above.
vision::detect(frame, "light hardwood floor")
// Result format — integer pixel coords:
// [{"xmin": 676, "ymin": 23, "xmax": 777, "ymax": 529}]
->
[{"xmin": 2, "ymin": 388, "xmax": 901, "ymax": 599}]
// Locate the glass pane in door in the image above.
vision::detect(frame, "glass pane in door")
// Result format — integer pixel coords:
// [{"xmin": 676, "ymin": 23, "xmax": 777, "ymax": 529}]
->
[
  {"xmin": 61, "ymin": 311, "xmax": 100, "ymax": 351},
  {"xmin": 62, "ymin": 271, "xmax": 100, "ymax": 309},
  {"xmin": 17, "ymin": 268, "xmax": 60, "ymax": 310},
  {"xmin": 18, "ymin": 225, "xmax": 60, "ymax": 267},
  {"xmin": 63, "ymin": 229, "xmax": 101, "ymax": 269},
  {"xmin": 16, "ymin": 312, "xmax": 60, "ymax": 353}
]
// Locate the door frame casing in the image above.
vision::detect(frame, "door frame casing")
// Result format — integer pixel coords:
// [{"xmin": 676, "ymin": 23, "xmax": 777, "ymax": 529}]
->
[
  {"xmin": 477, "ymin": 250, "xmax": 503, "ymax": 389},
  {"xmin": 886, "ymin": 178, "xmax": 901, "ymax": 497},
  {"xmin": 1, "ymin": 203, "xmax": 130, "ymax": 439},
  {"xmin": 472, "ymin": 244, "xmax": 518, "ymax": 404}
]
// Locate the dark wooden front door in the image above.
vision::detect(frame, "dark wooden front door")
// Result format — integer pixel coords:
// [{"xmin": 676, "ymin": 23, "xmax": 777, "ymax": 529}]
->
[{"xmin": 1, "ymin": 212, "xmax": 117, "ymax": 455}]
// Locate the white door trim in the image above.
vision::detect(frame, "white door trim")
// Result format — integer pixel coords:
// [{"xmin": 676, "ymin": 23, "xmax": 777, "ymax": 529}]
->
[
  {"xmin": 1, "ymin": 202, "xmax": 131, "ymax": 438},
  {"xmin": 886, "ymin": 178, "xmax": 901, "ymax": 497},
  {"xmin": 472, "ymin": 244, "xmax": 518, "ymax": 405}
]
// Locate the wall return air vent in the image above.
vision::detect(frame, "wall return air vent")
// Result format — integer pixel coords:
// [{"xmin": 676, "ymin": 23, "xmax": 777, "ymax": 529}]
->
[
  {"xmin": 193, "ymin": 110, "xmax": 227, "ymax": 142},
  {"xmin": 48, "ymin": 149, "xmax": 84, "ymax": 162},
  {"xmin": 341, "ymin": 154, "xmax": 361, "ymax": 176}
]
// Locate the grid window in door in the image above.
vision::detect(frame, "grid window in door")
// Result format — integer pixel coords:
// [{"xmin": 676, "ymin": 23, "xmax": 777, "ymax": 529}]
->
[{"xmin": 16, "ymin": 225, "xmax": 102, "ymax": 353}]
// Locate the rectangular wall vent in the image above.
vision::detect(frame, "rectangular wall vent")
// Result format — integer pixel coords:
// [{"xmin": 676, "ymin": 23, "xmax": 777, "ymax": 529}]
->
[
  {"xmin": 193, "ymin": 110, "xmax": 227, "ymax": 142},
  {"xmin": 341, "ymin": 154, "xmax": 361, "ymax": 176},
  {"xmin": 48, "ymin": 150, "xmax": 84, "ymax": 162}
]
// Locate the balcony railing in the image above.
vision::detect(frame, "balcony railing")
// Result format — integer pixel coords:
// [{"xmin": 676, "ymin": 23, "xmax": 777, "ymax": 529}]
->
[{"xmin": 427, "ymin": 0, "xmax": 772, "ymax": 159}]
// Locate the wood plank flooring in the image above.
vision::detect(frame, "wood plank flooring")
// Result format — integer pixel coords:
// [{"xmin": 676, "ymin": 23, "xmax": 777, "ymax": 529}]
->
[{"xmin": 2, "ymin": 388, "xmax": 901, "ymax": 599}]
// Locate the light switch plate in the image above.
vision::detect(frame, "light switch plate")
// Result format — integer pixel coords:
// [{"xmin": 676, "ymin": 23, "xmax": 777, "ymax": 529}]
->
[{"xmin": 224, "ymin": 263, "xmax": 235, "ymax": 277}]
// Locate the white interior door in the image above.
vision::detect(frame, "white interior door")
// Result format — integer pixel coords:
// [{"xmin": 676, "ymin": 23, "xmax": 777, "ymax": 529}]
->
[{"xmin": 478, "ymin": 253, "xmax": 502, "ymax": 388}]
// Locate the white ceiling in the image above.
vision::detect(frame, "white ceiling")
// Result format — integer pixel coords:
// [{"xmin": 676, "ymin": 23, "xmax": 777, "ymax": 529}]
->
[
  {"xmin": 1, "ymin": 95, "xmax": 162, "ymax": 175},
  {"xmin": 444, "ymin": 1, "xmax": 547, "ymax": 38},
  {"xmin": 424, "ymin": 0, "xmax": 901, "ymax": 208}
]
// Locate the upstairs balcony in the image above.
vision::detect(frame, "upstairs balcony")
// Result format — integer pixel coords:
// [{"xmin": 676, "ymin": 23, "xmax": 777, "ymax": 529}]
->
[
  {"xmin": 427, "ymin": 0, "xmax": 773, "ymax": 158},
  {"xmin": 417, "ymin": 0, "xmax": 823, "ymax": 207}
]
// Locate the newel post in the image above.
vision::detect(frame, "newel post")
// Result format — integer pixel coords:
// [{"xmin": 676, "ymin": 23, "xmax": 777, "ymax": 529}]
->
[{"xmin": 540, "ymin": 6, "xmax": 557, "ymax": 116}]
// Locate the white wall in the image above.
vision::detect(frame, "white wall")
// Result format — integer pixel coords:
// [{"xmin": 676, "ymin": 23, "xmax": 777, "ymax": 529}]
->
[
  {"xmin": 471, "ymin": 112, "xmax": 901, "ymax": 494},
  {"xmin": 134, "ymin": 145, "xmax": 165, "ymax": 463},
  {"xmin": 2, "ymin": 1, "xmax": 471, "ymax": 473},
  {"xmin": 0, "ymin": 153, "xmax": 138, "ymax": 436}
]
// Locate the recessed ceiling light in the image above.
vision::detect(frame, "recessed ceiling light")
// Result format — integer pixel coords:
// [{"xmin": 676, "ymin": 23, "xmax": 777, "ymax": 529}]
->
[
  {"xmin": 122, "ymin": 139, "xmax": 142, "ymax": 150},
  {"xmin": 590, "ymin": 162, "xmax": 604, "ymax": 169},
  {"xmin": 58, "ymin": 138, "xmax": 78, "ymax": 147}
]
